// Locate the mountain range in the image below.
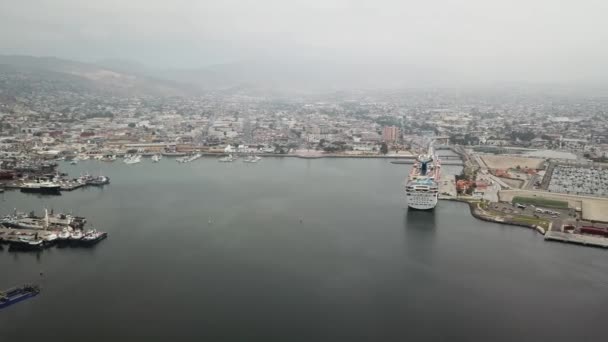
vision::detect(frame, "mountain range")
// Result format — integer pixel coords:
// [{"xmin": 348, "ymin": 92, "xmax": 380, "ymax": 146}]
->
[{"xmin": 0, "ymin": 55, "xmax": 453, "ymax": 97}]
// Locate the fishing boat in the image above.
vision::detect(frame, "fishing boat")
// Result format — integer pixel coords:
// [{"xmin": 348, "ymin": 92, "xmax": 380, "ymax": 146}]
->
[
  {"xmin": 43, "ymin": 232, "xmax": 58, "ymax": 245},
  {"xmin": 81, "ymin": 230, "xmax": 108, "ymax": 246},
  {"xmin": 86, "ymin": 175, "xmax": 110, "ymax": 186},
  {"xmin": 0, "ymin": 284, "xmax": 41, "ymax": 309},
  {"xmin": 57, "ymin": 228, "xmax": 71, "ymax": 242},
  {"xmin": 5, "ymin": 237, "xmax": 45, "ymax": 250},
  {"xmin": 69, "ymin": 230, "xmax": 84, "ymax": 243},
  {"xmin": 19, "ymin": 181, "xmax": 61, "ymax": 195}
]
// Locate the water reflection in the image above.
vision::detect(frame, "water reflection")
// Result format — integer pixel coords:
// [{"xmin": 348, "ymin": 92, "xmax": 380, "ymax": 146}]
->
[{"xmin": 403, "ymin": 209, "xmax": 437, "ymax": 265}]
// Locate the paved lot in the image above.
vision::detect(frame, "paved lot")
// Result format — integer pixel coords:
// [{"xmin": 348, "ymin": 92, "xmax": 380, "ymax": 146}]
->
[
  {"xmin": 480, "ymin": 155, "xmax": 545, "ymax": 170},
  {"xmin": 489, "ymin": 202, "xmax": 577, "ymax": 231}
]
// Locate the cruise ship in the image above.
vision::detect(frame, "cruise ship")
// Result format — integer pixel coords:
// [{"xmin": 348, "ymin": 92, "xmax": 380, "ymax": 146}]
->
[{"xmin": 405, "ymin": 149, "xmax": 441, "ymax": 210}]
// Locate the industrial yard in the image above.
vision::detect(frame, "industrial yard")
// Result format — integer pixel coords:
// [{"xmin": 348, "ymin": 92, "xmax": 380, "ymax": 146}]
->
[{"xmin": 480, "ymin": 155, "xmax": 545, "ymax": 170}]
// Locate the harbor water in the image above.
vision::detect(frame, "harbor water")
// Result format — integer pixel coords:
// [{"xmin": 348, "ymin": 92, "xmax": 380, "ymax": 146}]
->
[{"xmin": 1, "ymin": 157, "xmax": 607, "ymax": 341}]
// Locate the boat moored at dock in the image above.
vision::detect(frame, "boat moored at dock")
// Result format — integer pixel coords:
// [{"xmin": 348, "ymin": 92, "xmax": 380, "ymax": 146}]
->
[
  {"xmin": 405, "ymin": 145, "xmax": 441, "ymax": 210},
  {"xmin": 19, "ymin": 181, "xmax": 61, "ymax": 195},
  {"xmin": 0, "ymin": 284, "xmax": 41, "ymax": 310},
  {"xmin": 81, "ymin": 230, "xmax": 108, "ymax": 246}
]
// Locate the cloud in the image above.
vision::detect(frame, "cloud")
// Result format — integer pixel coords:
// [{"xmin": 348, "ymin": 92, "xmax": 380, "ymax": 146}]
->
[{"xmin": 0, "ymin": 0, "xmax": 607, "ymax": 83}]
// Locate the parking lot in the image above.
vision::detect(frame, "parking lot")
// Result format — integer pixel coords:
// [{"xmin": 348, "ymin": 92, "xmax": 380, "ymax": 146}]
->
[{"xmin": 489, "ymin": 202, "xmax": 578, "ymax": 231}]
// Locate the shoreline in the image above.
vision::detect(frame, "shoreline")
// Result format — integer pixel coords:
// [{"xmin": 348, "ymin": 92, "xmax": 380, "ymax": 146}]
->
[{"xmin": 441, "ymin": 198, "xmax": 608, "ymax": 249}]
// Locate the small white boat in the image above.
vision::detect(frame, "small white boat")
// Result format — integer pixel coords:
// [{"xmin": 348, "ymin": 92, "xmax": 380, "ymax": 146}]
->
[
  {"xmin": 70, "ymin": 160, "xmax": 78, "ymax": 165},
  {"xmin": 219, "ymin": 154, "xmax": 236, "ymax": 162},
  {"xmin": 243, "ymin": 155, "xmax": 262, "ymax": 163},
  {"xmin": 124, "ymin": 155, "xmax": 142, "ymax": 165},
  {"xmin": 151, "ymin": 154, "xmax": 162, "ymax": 163},
  {"xmin": 81, "ymin": 230, "xmax": 108, "ymax": 245}
]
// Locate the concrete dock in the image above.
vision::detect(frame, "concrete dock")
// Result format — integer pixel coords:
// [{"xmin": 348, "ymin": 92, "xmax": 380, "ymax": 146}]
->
[
  {"xmin": 544, "ymin": 231, "xmax": 608, "ymax": 248},
  {"xmin": 438, "ymin": 174, "xmax": 457, "ymax": 198}
]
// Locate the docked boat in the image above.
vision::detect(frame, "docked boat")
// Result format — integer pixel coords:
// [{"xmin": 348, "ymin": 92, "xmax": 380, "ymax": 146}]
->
[
  {"xmin": 70, "ymin": 160, "xmax": 78, "ymax": 165},
  {"xmin": 178, "ymin": 153, "xmax": 202, "ymax": 163},
  {"xmin": 6, "ymin": 237, "xmax": 45, "ymax": 250},
  {"xmin": 86, "ymin": 175, "xmax": 110, "ymax": 186},
  {"xmin": 219, "ymin": 154, "xmax": 236, "ymax": 162},
  {"xmin": 19, "ymin": 181, "xmax": 61, "ymax": 194},
  {"xmin": 1, "ymin": 216, "xmax": 44, "ymax": 230},
  {"xmin": 0, "ymin": 284, "xmax": 41, "ymax": 309},
  {"xmin": 81, "ymin": 230, "xmax": 108, "ymax": 246},
  {"xmin": 57, "ymin": 228, "xmax": 71, "ymax": 242},
  {"xmin": 43, "ymin": 232, "xmax": 58, "ymax": 245},
  {"xmin": 162, "ymin": 151, "xmax": 187, "ymax": 157},
  {"xmin": 124, "ymin": 154, "xmax": 142, "ymax": 164},
  {"xmin": 243, "ymin": 155, "xmax": 262, "ymax": 163},
  {"xmin": 405, "ymin": 146, "xmax": 441, "ymax": 210},
  {"xmin": 69, "ymin": 230, "xmax": 84, "ymax": 243},
  {"xmin": 151, "ymin": 154, "xmax": 162, "ymax": 163},
  {"xmin": 100, "ymin": 154, "xmax": 117, "ymax": 162}
]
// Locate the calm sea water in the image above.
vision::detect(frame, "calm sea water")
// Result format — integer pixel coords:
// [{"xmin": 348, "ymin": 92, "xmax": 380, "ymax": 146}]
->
[{"xmin": 1, "ymin": 157, "xmax": 607, "ymax": 342}]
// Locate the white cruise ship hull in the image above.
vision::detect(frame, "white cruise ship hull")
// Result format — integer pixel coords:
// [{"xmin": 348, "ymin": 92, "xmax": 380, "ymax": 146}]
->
[{"xmin": 406, "ymin": 191, "xmax": 438, "ymax": 210}]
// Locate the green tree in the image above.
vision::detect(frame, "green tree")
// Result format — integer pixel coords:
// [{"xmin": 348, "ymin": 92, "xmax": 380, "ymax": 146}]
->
[{"xmin": 380, "ymin": 142, "xmax": 388, "ymax": 154}]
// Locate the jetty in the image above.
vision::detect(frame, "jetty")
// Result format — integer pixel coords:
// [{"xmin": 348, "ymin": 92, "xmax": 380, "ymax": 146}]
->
[{"xmin": 544, "ymin": 231, "xmax": 608, "ymax": 248}]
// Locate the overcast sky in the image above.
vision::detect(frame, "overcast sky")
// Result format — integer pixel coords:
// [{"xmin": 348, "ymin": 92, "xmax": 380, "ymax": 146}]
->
[{"xmin": 0, "ymin": 0, "xmax": 607, "ymax": 83}]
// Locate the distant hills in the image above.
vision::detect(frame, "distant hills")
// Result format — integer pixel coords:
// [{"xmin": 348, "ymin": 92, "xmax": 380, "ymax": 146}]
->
[
  {"xmin": 0, "ymin": 55, "xmax": 194, "ymax": 97},
  {"xmin": 0, "ymin": 55, "xmax": 455, "ymax": 96}
]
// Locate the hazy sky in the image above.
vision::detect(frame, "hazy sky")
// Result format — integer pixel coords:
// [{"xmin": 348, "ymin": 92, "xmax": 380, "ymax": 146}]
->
[{"xmin": 1, "ymin": 0, "xmax": 607, "ymax": 83}]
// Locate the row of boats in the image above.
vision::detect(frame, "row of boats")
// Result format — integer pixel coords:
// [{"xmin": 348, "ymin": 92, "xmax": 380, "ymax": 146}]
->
[
  {"xmin": 18, "ymin": 173, "xmax": 110, "ymax": 194},
  {"xmin": 219, "ymin": 154, "xmax": 262, "ymax": 163},
  {"xmin": 0, "ymin": 209, "xmax": 107, "ymax": 250},
  {"xmin": 1, "ymin": 228, "xmax": 108, "ymax": 250},
  {"xmin": 120, "ymin": 153, "xmax": 262, "ymax": 164},
  {"xmin": 176, "ymin": 153, "xmax": 201, "ymax": 163}
]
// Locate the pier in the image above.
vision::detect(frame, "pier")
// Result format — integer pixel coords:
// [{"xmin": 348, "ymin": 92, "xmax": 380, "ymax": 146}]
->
[
  {"xmin": 391, "ymin": 160, "xmax": 463, "ymax": 165},
  {"xmin": 438, "ymin": 174, "xmax": 457, "ymax": 198},
  {"xmin": 544, "ymin": 231, "xmax": 608, "ymax": 248}
]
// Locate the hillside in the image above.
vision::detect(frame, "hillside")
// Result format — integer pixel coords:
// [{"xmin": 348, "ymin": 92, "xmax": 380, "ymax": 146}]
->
[{"xmin": 0, "ymin": 55, "xmax": 193, "ymax": 98}]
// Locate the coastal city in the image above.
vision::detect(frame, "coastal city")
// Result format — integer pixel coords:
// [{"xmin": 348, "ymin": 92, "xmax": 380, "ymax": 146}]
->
[
  {"xmin": 3, "ymin": 1, "xmax": 608, "ymax": 340},
  {"xmin": 1, "ymin": 80, "xmax": 608, "ymax": 250}
]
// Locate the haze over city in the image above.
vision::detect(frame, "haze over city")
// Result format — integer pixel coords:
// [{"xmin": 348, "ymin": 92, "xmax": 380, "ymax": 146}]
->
[
  {"xmin": 1, "ymin": 0, "xmax": 608, "ymax": 87},
  {"xmin": 2, "ymin": 1, "xmax": 608, "ymax": 342}
]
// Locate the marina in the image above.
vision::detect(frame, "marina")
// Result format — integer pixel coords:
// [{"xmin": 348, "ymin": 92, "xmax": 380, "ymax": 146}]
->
[
  {"xmin": 0, "ymin": 208, "xmax": 107, "ymax": 250},
  {"xmin": 1, "ymin": 158, "xmax": 606, "ymax": 341}
]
